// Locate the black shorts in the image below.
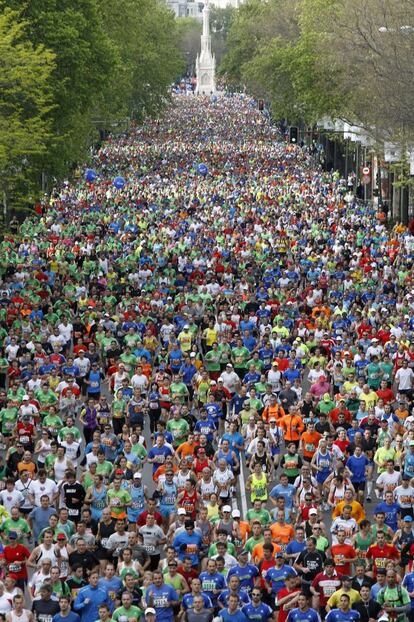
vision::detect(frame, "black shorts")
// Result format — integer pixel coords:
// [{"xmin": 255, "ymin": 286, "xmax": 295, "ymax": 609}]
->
[{"xmin": 353, "ymin": 481, "xmax": 366, "ymax": 492}]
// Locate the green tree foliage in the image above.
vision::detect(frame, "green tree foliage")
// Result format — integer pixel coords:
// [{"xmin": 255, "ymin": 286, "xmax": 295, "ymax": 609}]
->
[
  {"xmin": 222, "ymin": 0, "xmax": 414, "ymax": 135},
  {"xmin": 176, "ymin": 17, "xmax": 202, "ymax": 77},
  {"xmin": 100, "ymin": 0, "xmax": 184, "ymax": 121},
  {"xmin": 0, "ymin": 0, "xmax": 183, "ymax": 223},
  {"xmin": 0, "ymin": 8, "xmax": 55, "ymax": 226},
  {"xmin": 210, "ymin": 6, "xmax": 235, "ymax": 68}
]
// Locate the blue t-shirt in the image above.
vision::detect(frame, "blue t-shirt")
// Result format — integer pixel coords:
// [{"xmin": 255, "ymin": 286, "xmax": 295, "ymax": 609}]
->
[
  {"xmin": 147, "ymin": 445, "xmax": 174, "ymax": 473},
  {"xmin": 218, "ymin": 590, "xmax": 250, "ymax": 608},
  {"xmin": 194, "ymin": 418, "xmax": 216, "ymax": 442},
  {"xmin": 97, "ymin": 577, "xmax": 123, "ymax": 610},
  {"xmin": 145, "ymin": 583, "xmax": 178, "ymax": 622},
  {"xmin": 373, "ymin": 501, "xmax": 401, "ymax": 531},
  {"xmin": 402, "ymin": 571, "xmax": 414, "ymax": 606},
  {"xmin": 182, "ymin": 592, "xmax": 213, "ymax": 610},
  {"xmin": 287, "ymin": 608, "xmax": 322, "ymax": 622},
  {"xmin": 265, "ymin": 565, "xmax": 297, "ymax": 595},
  {"xmin": 325, "ymin": 609, "xmax": 360, "ymax": 622},
  {"xmin": 242, "ymin": 602, "xmax": 273, "ymax": 621},
  {"xmin": 172, "ymin": 531, "xmax": 203, "ymax": 566},
  {"xmin": 285, "ymin": 540, "xmax": 307, "ymax": 556},
  {"xmin": 219, "ymin": 610, "xmax": 248, "ymax": 622},
  {"xmin": 227, "ymin": 564, "xmax": 259, "ymax": 592},
  {"xmin": 346, "ymin": 455, "xmax": 369, "ymax": 483},
  {"xmin": 53, "ymin": 613, "xmax": 80, "ymax": 622},
  {"xmin": 269, "ymin": 484, "xmax": 296, "ymax": 508},
  {"xmin": 199, "ymin": 571, "xmax": 226, "ymax": 604}
]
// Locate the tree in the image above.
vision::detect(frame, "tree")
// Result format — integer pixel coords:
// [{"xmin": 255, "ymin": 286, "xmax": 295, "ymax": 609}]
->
[
  {"xmin": 0, "ymin": 8, "xmax": 55, "ymax": 227},
  {"xmin": 176, "ymin": 17, "xmax": 202, "ymax": 77},
  {"xmin": 210, "ymin": 6, "xmax": 235, "ymax": 68},
  {"xmin": 100, "ymin": 0, "xmax": 184, "ymax": 120}
]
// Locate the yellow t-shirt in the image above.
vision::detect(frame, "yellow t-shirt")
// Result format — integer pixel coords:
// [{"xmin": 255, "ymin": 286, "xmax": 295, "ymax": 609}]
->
[{"xmin": 327, "ymin": 588, "xmax": 361, "ymax": 608}]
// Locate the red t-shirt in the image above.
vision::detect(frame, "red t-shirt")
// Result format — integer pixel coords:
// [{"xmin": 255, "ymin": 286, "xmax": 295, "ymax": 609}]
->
[
  {"xmin": 311, "ymin": 572, "xmax": 342, "ymax": 606},
  {"xmin": 366, "ymin": 543, "xmax": 399, "ymax": 576},
  {"xmin": 276, "ymin": 587, "xmax": 301, "ymax": 622},
  {"xmin": 4, "ymin": 544, "xmax": 30, "ymax": 580},
  {"xmin": 258, "ymin": 559, "xmax": 275, "ymax": 589},
  {"xmin": 331, "ymin": 543, "xmax": 357, "ymax": 576}
]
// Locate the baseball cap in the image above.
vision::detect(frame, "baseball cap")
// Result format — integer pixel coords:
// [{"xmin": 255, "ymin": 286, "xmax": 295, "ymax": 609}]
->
[
  {"xmin": 222, "ymin": 505, "xmax": 231, "ymax": 513},
  {"xmin": 275, "ymin": 552, "xmax": 284, "ymax": 558},
  {"xmin": 190, "ymin": 352, "xmax": 196, "ymax": 357},
  {"xmin": 409, "ymin": 440, "xmax": 414, "ymax": 446},
  {"xmin": 22, "ymin": 395, "xmax": 29, "ymax": 400},
  {"xmin": 272, "ymin": 361, "xmax": 278, "ymax": 366},
  {"xmin": 177, "ymin": 508, "xmax": 186, "ymax": 515},
  {"xmin": 269, "ymin": 417, "xmax": 277, "ymax": 422},
  {"xmin": 403, "ymin": 515, "xmax": 413, "ymax": 522},
  {"xmin": 226, "ymin": 363, "xmax": 233, "ymax": 368},
  {"xmin": 8, "ymin": 531, "xmax": 17, "ymax": 540},
  {"xmin": 145, "ymin": 609, "xmax": 156, "ymax": 616},
  {"xmin": 309, "ymin": 509, "xmax": 318, "ymax": 516},
  {"xmin": 323, "ymin": 393, "xmax": 330, "ymax": 401},
  {"xmin": 115, "ymin": 469, "xmax": 124, "ymax": 476},
  {"xmin": 57, "ymin": 533, "xmax": 67, "ymax": 540},
  {"xmin": 232, "ymin": 509, "xmax": 241, "ymax": 518},
  {"xmin": 133, "ymin": 472, "xmax": 142, "ymax": 479}
]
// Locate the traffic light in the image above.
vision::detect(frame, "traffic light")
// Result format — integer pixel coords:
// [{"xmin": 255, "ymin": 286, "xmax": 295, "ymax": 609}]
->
[{"xmin": 289, "ymin": 126, "xmax": 298, "ymax": 144}]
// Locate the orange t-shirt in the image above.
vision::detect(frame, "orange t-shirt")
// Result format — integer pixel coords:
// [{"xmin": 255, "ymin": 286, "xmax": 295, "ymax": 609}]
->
[
  {"xmin": 17, "ymin": 461, "xmax": 36, "ymax": 476},
  {"xmin": 176, "ymin": 441, "xmax": 197, "ymax": 461},
  {"xmin": 270, "ymin": 522, "xmax": 294, "ymax": 546},
  {"xmin": 300, "ymin": 430, "xmax": 322, "ymax": 459},
  {"xmin": 252, "ymin": 541, "xmax": 282, "ymax": 564}
]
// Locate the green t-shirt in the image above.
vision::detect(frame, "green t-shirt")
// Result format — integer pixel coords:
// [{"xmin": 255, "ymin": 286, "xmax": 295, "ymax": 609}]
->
[
  {"xmin": 169, "ymin": 382, "xmax": 189, "ymax": 403},
  {"xmin": 107, "ymin": 488, "xmax": 131, "ymax": 517},
  {"xmin": 58, "ymin": 426, "xmax": 82, "ymax": 443},
  {"xmin": 96, "ymin": 461, "xmax": 114, "ymax": 478},
  {"xmin": 112, "ymin": 605, "xmax": 142, "ymax": 622},
  {"xmin": 232, "ymin": 347, "xmax": 250, "ymax": 369},
  {"xmin": 1, "ymin": 517, "xmax": 30, "ymax": 543},
  {"xmin": 204, "ymin": 350, "xmax": 221, "ymax": 372},
  {"xmin": 208, "ymin": 541, "xmax": 236, "ymax": 557},
  {"xmin": 246, "ymin": 508, "xmax": 271, "ymax": 525},
  {"xmin": 377, "ymin": 585, "xmax": 410, "ymax": 622},
  {"xmin": 166, "ymin": 418, "xmax": 190, "ymax": 444},
  {"xmin": 244, "ymin": 535, "xmax": 264, "ymax": 553},
  {"xmin": 0, "ymin": 407, "xmax": 18, "ymax": 434}
]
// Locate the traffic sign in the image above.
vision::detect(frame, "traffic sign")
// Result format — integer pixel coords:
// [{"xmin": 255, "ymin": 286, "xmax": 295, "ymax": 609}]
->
[
  {"xmin": 362, "ymin": 166, "xmax": 370, "ymax": 175},
  {"xmin": 361, "ymin": 175, "xmax": 371, "ymax": 185}
]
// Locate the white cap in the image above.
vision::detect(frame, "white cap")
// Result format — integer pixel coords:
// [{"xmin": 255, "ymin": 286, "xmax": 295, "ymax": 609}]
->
[
  {"xmin": 177, "ymin": 508, "xmax": 186, "ymax": 515},
  {"xmin": 232, "ymin": 509, "xmax": 241, "ymax": 518},
  {"xmin": 309, "ymin": 509, "xmax": 318, "ymax": 516},
  {"xmin": 133, "ymin": 472, "xmax": 142, "ymax": 479},
  {"xmin": 222, "ymin": 505, "xmax": 231, "ymax": 513},
  {"xmin": 226, "ymin": 363, "xmax": 233, "ymax": 368},
  {"xmin": 145, "ymin": 609, "xmax": 156, "ymax": 616},
  {"xmin": 190, "ymin": 352, "xmax": 196, "ymax": 357},
  {"xmin": 22, "ymin": 395, "xmax": 29, "ymax": 400}
]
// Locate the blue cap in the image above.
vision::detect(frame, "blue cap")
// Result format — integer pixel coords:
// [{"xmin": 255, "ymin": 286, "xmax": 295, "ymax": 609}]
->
[{"xmin": 403, "ymin": 516, "xmax": 413, "ymax": 522}]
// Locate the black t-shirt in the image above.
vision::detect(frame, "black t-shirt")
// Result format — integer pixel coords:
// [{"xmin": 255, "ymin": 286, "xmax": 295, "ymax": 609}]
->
[
  {"xmin": 295, "ymin": 549, "xmax": 325, "ymax": 580},
  {"xmin": 68, "ymin": 550, "xmax": 99, "ymax": 578},
  {"xmin": 32, "ymin": 598, "xmax": 60, "ymax": 622},
  {"xmin": 62, "ymin": 482, "xmax": 85, "ymax": 512},
  {"xmin": 352, "ymin": 598, "xmax": 381, "ymax": 622},
  {"xmin": 116, "ymin": 587, "xmax": 143, "ymax": 608},
  {"xmin": 66, "ymin": 576, "xmax": 87, "ymax": 601}
]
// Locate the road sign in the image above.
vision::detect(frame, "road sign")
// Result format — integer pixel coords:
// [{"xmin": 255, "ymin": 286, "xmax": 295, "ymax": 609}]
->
[
  {"xmin": 362, "ymin": 166, "xmax": 370, "ymax": 175},
  {"xmin": 361, "ymin": 175, "xmax": 371, "ymax": 185}
]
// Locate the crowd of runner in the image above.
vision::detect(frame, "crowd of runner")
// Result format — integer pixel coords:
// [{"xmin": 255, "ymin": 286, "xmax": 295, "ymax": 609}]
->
[{"xmin": 0, "ymin": 94, "xmax": 414, "ymax": 622}]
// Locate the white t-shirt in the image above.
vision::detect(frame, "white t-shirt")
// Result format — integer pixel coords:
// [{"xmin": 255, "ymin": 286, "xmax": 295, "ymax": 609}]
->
[
  {"xmin": 395, "ymin": 367, "xmax": 414, "ymax": 390},
  {"xmin": 0, "ymin": 489, "xmax": 24, "ymax": 513},
  {"xmin": 376, "ymin": 471, "xmax": 402, "ymax": 498},
  {"xmin": 30, "ymin": 478, "xmax": 58, "ymax": 506},
  {"xmin": 394, "ymin": 484, "xmax": 414, "ymax": 508}
]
